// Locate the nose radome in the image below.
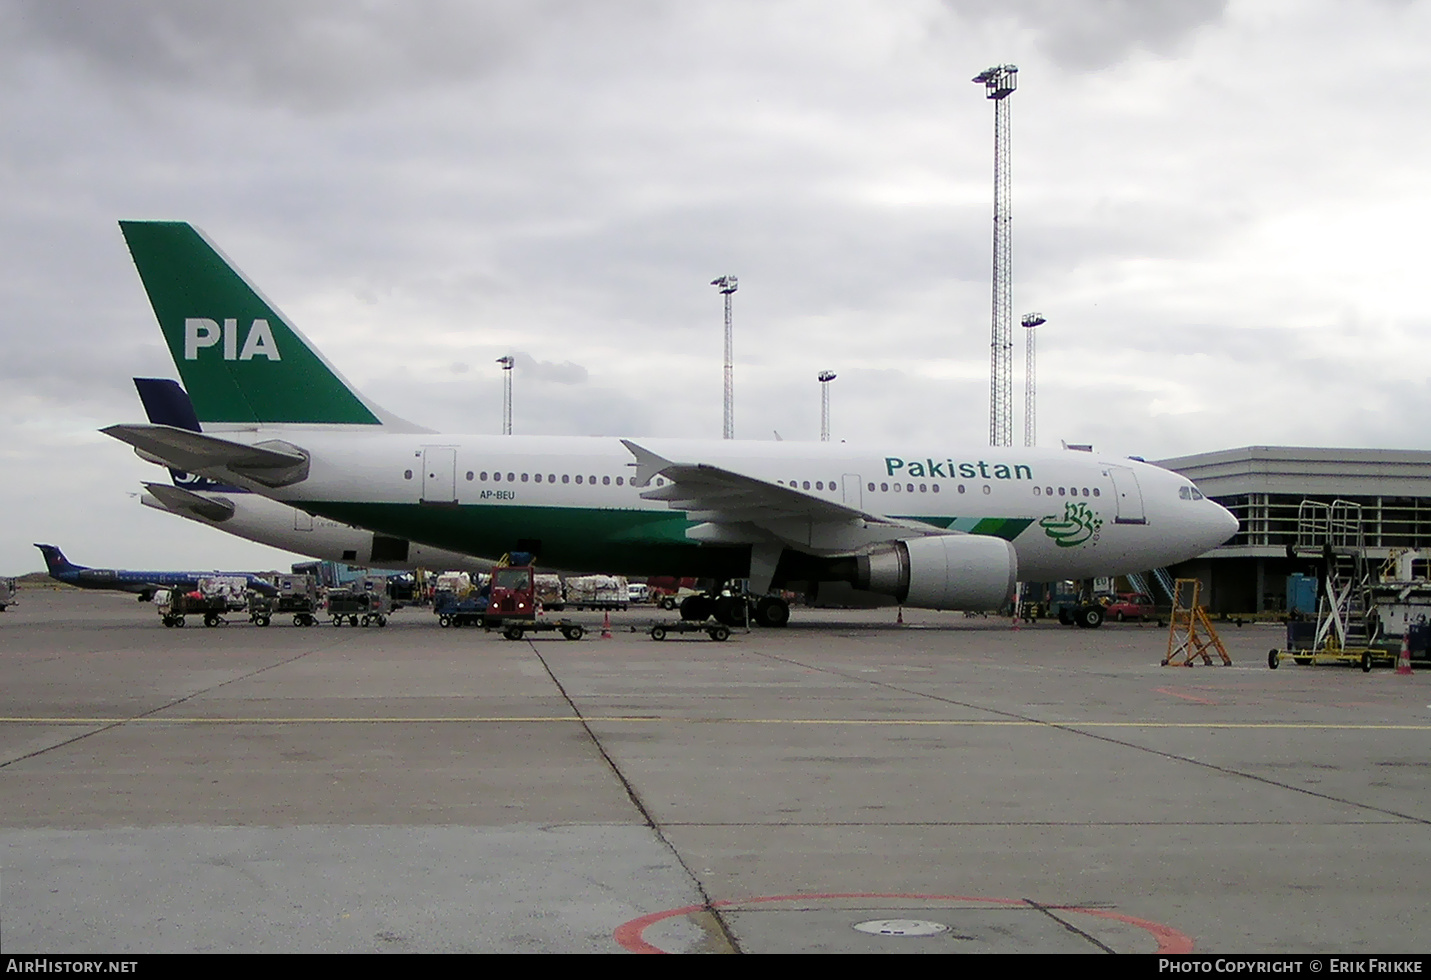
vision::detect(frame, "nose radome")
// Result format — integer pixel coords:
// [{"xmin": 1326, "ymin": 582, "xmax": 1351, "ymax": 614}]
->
[{"xmin": 1212, "ymin": 501, "xmax": 1239, "ymax": 543}]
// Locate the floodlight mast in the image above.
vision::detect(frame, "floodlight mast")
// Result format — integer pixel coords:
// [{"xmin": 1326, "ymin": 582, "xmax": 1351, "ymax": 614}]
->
[
  {"xmin": 1021, "ymin": 313, "xmax": 1045, "ymax": 447},
  {"xmin": 711, "ymin": 275, "xmax": 738, "ymax": 439},
  {"xmin": 818, "ymin": 370, "xmax": 837, "ymax": 442},
  {"xmin": 496, "ymin": 355, "xmax": 514, "ymax": 435},
  {"xmin": 973, "ymin": 64, "xmax": 1018, "ymax": 447}
]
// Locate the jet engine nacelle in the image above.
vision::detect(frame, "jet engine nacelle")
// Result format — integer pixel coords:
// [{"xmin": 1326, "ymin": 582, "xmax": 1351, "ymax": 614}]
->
[{"xmin": 854, "ymin": 535, "xmax": 1017, "ymax": 611}]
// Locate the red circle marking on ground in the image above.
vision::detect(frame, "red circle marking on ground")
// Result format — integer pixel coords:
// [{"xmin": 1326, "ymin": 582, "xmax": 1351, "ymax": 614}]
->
[{"xmin": 613, "ymin": 891, "xmax": 1195, "ymax": 954}]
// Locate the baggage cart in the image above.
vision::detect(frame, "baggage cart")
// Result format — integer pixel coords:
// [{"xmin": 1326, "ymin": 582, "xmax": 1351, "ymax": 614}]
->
[
  {"xmin": 435, "ymin": 590, "xmax": 488, "ymax": 628},
  {"xmin": 159, "ymin": 589, "xmax": 230, "ymax": 628}
]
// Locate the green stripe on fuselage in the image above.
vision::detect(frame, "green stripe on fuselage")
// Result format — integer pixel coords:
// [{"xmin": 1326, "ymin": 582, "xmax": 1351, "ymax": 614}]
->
[{"xmin": 316, "ymin": 502, "xmax": 746, "ymax": 578}]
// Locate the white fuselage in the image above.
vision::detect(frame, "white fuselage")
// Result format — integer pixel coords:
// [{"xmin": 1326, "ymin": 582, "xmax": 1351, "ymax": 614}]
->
[{"xmin": 191, "ymin": 430, "xmax": 1239, "ymax": 583}]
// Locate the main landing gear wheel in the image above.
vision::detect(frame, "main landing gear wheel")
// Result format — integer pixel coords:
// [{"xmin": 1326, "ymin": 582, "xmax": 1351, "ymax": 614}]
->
[
  {"xmin": 714, "ymin": 596, "xmax": 746, "ymax": 627},
  {"xmin": 680, "ymin": 595, "xmax": 714, "ymax": 621},
  {"xmin": 753, "ymin": 596, "xmax": 790, "ymax": 628}
]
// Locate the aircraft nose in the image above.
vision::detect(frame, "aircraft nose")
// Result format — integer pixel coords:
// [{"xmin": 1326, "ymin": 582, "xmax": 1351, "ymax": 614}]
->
[{"xmin": 1208, "ymin": 500, "xmax": 1239, "ymax": 546}]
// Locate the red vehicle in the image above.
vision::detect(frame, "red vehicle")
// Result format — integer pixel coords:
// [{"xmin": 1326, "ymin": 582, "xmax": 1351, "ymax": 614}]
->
[
  {"xmin": 484, "ymin": 566, "xmax": 538, "ymax": 625},
  {"xmin": 482, "ymin": 563, "xmax": 586, "ymax": 641},
  {"xmin": 1105, "ymin": 592, "xmax": 1156, "ymax": 622}
]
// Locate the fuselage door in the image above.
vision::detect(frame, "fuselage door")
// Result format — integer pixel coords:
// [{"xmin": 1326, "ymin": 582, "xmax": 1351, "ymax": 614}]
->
[
  {"xmin": 293, "ymin": 508, "xmax": 313, "ymax": 531},
  {"xmin": 1108, "ymin": 466, "xmax": 1147, "ymax": 525},
  {"xmin": 842, "ymin": 474, "xmax": 862, "ymax": 510},
  {"xmin": 422, "ymin": 447, "xmax": 457, "ymax": 506}
]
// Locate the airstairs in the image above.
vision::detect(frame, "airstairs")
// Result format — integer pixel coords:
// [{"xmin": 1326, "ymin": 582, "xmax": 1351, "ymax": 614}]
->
[
  {"xmin": 1299, "ymin": 500, "xmax": 1374, "ymax": 652},
  {"xmin": 1268, "ymin": 499, "xmax": 1395, "ymax": 670},
  {"xmin": 1127, "ymin": 568, "xmax": 1176, "ymax": 604}
]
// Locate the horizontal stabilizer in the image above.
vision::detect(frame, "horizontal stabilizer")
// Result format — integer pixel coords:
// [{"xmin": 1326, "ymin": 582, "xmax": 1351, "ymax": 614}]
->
[
  {"xmin": 142, "ymin": 482, "xmax": 236, "ymax": 522},
  {"xmin": 102, "ymin": 424, "xmax": 310, "ymax": 487}
]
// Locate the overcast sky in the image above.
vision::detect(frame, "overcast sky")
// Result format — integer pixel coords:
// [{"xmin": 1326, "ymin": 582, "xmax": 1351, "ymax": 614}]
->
[{"xmin": 4, "ymin": 0, "xmax": 1429, "ymax": 575}]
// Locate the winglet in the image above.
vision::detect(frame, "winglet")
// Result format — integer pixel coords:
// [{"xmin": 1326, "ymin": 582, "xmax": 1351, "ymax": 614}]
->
[{"xmin": 620, "ymin": 440, "xmax": 676, "ymax": 487}]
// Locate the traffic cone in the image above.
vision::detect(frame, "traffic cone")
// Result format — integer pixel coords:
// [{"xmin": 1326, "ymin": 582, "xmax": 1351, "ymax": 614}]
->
[
  {"xmin": 602, "ymin": 609, "xmax": 612, "ymax": 640},
  {"xmin": 1397, "ymin": 633, "xmax": 1414, "ymax": 675}
]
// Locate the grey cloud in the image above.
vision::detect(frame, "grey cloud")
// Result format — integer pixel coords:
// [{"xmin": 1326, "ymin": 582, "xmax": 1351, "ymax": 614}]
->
[
  {"xmin": 510, "ymin": 351, "xmax": 588, "ymax": 385},
  {"xmin": 944, "ymin": 0, "xmax": 1228, "ymax": 70},
  {"xmin": 2, "ymin": 0, "xmax": 595, "ymax": 112}
]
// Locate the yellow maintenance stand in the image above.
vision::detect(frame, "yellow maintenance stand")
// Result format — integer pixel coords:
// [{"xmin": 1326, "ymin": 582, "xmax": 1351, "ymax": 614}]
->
[{"xmin": 1163, "ymin": 578, "xmax": 1232, "ymax": 667}]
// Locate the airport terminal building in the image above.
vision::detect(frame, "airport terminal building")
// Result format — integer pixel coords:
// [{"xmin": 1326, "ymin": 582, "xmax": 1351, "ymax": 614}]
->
[{"xmin": 1158, "ymin": 446, "xmax": 1431, "ymax": 614}]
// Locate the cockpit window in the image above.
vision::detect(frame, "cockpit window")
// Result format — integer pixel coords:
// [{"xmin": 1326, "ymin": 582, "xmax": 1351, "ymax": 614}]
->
[{"xmin": 1179, "ymin": 486, "xmax": 1206, "ymax": 501}]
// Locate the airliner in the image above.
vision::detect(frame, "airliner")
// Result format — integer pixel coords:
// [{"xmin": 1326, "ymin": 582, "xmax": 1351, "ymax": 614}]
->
[
  {"xmin": 101, "ymin": 221, "xmax": 1238, "ymax": 627},
  {"xmin": 34, "ymin": 544, "xmax": 276, "ymax": 602},
  {"xmin": 132, "ymin": 378, "xmax": 493, "ymax": 576}
]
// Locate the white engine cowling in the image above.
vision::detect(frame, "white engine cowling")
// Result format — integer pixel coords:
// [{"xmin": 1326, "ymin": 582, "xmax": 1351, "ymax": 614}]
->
[{"xmin": 854, "ymin": 535, "xmax": 1018, "ymax": 611}]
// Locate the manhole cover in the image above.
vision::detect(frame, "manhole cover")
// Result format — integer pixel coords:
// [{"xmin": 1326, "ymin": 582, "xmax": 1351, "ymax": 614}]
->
[{"xmin": 852, "ymin": 918, "xmax": 949, "ymax": 937}]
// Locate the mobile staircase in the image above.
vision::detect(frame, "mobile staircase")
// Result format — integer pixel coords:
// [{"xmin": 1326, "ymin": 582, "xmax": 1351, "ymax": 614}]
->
[{"xmin": 1268, "ymin": 500, "xmax": 1392, "ymax": 671}]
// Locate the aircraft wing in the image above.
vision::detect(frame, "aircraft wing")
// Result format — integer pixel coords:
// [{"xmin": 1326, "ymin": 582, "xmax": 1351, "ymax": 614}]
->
[
  {"xmin": 142, "ymin": 482, "xmax": 237, "ymax": 523},
  {"xmin": 102, "ymin": 424, "xmax": 310, "ymax": 488},
  {"xmin": 621, "ymin": 439, "xmax": 954, "ymax": 558}
]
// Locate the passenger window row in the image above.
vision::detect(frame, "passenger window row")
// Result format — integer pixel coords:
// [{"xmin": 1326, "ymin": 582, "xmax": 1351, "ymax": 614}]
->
[
  {"xmin": 1033, "ymin": 486, "xmax": 1100, "ymax": 498},
  {"xmin": 868, "ymin": 481, "xmax": 945, "ymax": 494},
  {"xmin": 403, "ymin": 470, "xmax": 671, "ymax": 488},
  {"xmin": 466, "ymin": 471, "xmax": 632, "ymax": 486}
]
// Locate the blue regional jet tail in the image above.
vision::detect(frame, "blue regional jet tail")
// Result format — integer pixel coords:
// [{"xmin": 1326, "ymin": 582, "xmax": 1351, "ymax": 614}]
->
[
  {"xmin": 34, "ymin": 544, "xmax": 82, "ymax": 578},
  {"xmin": 132, "ymin": 378, "xmax": 244, "ymax": 493}
]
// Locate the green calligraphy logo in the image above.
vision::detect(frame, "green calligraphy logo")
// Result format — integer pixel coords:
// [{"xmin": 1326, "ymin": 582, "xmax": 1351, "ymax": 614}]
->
[{"xmin": 1040, "ymin": 501, "xmax": 1103, "ymax": 548}]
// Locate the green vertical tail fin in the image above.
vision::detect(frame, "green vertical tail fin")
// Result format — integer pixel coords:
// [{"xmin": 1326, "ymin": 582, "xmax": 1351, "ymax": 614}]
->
[{"xmin": 119, "ymin": 221, "xmax": 400, "ymax": 427}]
